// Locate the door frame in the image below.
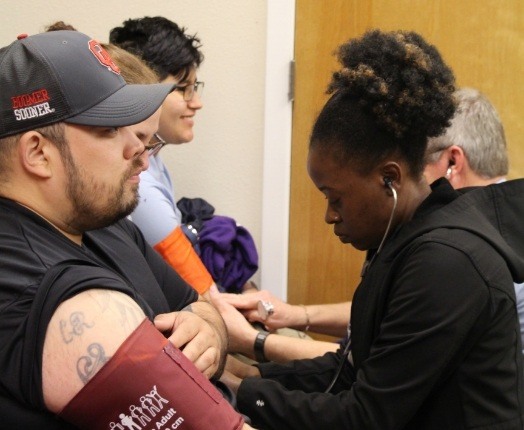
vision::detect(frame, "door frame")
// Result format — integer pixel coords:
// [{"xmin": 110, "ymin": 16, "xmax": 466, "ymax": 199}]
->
[
  {"xmin": 262, "ymin": 0, "xmax": 524, "ymax": 303},
  {"xmin": 260, "ymin": 0, "xmax": 295, "ymax": 299}
]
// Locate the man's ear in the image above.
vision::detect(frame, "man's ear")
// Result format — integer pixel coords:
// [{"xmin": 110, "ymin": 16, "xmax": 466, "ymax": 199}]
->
[
  {"xmin": 447, "ymin": 145, "xmax": 465, "ymax": 173},
  {"xmin": 18, "ymin": 131, "xmax": 55, "ymax": 179}
]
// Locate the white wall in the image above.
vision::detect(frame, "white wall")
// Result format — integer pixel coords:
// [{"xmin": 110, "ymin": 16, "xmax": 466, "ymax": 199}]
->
[
  {"xmin": 0, "ymin": 0, "xmax": 294, "ymax": 297},
  {"xmin": 260, "ymin": 1, "xmax": 295, "ymax": 299}
]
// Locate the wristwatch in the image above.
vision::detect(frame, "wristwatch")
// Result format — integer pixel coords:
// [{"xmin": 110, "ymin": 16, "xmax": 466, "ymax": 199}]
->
[{"xmin": 254, "ymin": 330, "xmax": 270, "ymax": 363}]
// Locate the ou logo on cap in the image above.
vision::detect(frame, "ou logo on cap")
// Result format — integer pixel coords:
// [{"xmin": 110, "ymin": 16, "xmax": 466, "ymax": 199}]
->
[{"xmin": 88, "ymin": 40, "xmax": 121, "ymax": 75}]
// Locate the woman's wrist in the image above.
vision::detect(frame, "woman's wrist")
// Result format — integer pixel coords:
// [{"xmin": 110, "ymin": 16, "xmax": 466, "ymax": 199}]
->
[
  {"xmin": 299, "ymin": 304, "xmax": 310, "ymax": 331},
  {"xmin": 288, "ymin": 304, "xmax": 309, "ymax": 329},
  {"xmin": 253, "ymin": 330, "xmax": 270, "ymax": 363},
  {"xmin": 242, "ymin": 327, "xmax": 260, "ymax": 358}
]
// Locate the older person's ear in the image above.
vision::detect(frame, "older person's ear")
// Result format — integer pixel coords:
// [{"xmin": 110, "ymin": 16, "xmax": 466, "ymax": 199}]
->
[
  {"xmin": 18, "ymin": 131, "xmax": 56, "ymax": 179},
  {"xmin": 444, "ymin": 145, "xmax": 467, "ymax": 183},
  {"xmin": 447, "ymin": 146, "xmax": 466, "ymax": 170}
]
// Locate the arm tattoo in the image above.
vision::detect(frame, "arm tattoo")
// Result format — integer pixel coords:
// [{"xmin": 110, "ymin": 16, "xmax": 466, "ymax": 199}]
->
[
  {"xmin": 76, "ymin": 343, "xmax": 110, "ymax": 384},
  {"xmin": 112, "ymin": 297, "xmax": 142, "ymax": 330},
  {"xmin": 89, "ymin": 290, "xmax": 143, "ymax": 331},
  {"xmin": 59, "ymin": 311, "xmax": 94, "ymax": 344}
]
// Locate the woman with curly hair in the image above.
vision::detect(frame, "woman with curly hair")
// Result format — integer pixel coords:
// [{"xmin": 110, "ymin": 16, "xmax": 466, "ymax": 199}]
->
[{"xmin": 221, "ymin": 30, "xmax": 524, "ymax": 429}]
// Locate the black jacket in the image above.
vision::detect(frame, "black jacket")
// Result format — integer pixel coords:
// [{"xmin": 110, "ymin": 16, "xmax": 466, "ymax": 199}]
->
[{"xmin": 238, "ymin": 179, "xmax": 524, "ymax": 429}]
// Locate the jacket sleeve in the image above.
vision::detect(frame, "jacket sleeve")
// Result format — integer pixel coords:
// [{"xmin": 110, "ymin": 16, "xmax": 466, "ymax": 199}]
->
[
  {"xmin": 237, "ymin": 241, "xmax": 513, "ymax": 429},
  {"xmin": 255, "ymin": 349, "xmax": 353, "ymax": 393}
]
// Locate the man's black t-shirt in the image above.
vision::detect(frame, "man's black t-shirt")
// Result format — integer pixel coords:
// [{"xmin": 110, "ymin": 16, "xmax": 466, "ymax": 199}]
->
[{"xmin": 0, "ymin": 197, "xmax": 197, "ymax": 426}]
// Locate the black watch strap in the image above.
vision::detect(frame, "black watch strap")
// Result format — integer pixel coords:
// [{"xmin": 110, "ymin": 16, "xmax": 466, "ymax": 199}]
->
[{"xmin": 254, "ymin": 330, "xmax": 270, "ymax": 363}]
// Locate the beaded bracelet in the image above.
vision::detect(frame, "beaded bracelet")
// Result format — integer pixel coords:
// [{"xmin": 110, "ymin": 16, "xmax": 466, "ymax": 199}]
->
[{"xmin": 300, "ymin": 304, "xmax": 310, "ymax": 332}]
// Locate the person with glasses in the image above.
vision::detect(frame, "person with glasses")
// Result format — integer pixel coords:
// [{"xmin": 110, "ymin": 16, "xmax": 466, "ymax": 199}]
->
[{"xmin": 110, "ymin": 16, "xmax": 218, "ymax": 300}]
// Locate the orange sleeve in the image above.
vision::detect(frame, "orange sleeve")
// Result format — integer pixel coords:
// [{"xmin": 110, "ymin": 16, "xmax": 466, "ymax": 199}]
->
[{"xmin": 154, "ymin": 226, "xmax": 213, "ymax": 295}]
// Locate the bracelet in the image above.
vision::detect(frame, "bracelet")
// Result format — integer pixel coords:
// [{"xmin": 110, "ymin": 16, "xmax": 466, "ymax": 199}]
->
[
  {"xmin": 300, "ymin": 304, "xmax": 310, "ymax": 332},
  {"xmin": 254, "ymin": 330, "xmax": 270, "ymax": 363}
]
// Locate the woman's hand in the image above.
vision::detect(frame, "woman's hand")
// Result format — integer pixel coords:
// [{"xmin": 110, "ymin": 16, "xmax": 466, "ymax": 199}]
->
[
  {"xmin": 209, "ymin": 288, "xmax": 260, "ymax": 356},
  {"xmin": 219, "ymin": 290, "xmax": 306, "ymax": 331}
]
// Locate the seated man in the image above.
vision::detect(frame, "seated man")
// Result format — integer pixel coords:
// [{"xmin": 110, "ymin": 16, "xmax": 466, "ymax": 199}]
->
[
  {"xmin": 424, "ymin": 87, "xmax": 524, "ymax": 352},
  {"xmin": 0, "ymin": 30, "xmax": 249, "ymax": 429}
]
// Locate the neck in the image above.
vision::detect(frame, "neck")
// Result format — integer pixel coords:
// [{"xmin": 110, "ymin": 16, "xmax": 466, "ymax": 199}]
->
[
  {"xmin": 396, "ymin": 178, "xmax": 432, "ymax": 226},
  {"xmin": 473, "ymin": 175, "xmax": 506, "ymax": 186},
  {"xmin": 457, "ymin": 172, "xmax": 506, "ymax": 188},
  {"xmin": 15, "ymin": 200, "xmax": 83, "ymax": 245}
]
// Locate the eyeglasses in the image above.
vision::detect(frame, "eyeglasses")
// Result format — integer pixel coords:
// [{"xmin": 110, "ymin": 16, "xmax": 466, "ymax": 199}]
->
[
  {"xmin": 38, "ymin": 126, "xmax": 167, "ymax": 159},
  {"xmin": 145, "ymin": 133, "xmax": 167, "ymax": 157},
  {"xmin": 174, "ymin": 81, "xmax": 205, "ymax": 101}
]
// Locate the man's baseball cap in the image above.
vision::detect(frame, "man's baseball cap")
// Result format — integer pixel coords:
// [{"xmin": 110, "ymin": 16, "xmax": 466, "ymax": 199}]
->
[{"xmin": 0, "ymin": 30, "xmax": 174, "ymax": 138}]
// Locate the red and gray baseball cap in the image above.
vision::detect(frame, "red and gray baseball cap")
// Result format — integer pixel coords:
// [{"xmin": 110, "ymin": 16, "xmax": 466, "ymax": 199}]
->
[{"xmin": 0, "ymin": 30, "xmax": 174, "ymax": 138}]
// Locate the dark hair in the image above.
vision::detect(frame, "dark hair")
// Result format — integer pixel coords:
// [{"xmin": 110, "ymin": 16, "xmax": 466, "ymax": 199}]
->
[
  {"xmin": 310, "ymin": 30, "xmax": 456, "ymax": 178},
  {"xmin": 109, "ymin": 16, "xmax": 204, "ymax": 82}
]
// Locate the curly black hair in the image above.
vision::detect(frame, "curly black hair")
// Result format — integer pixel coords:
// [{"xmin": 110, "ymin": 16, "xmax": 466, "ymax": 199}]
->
[
  {"xmin": 311, "ymin": 30, "xmax": 456, "ymax": 177},
  {"xmin": 109, "ymin": 16, "xmax": 203, "ymax": 82}
]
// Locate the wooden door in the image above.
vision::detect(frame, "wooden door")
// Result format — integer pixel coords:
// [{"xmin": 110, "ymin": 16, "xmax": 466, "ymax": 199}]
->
[{"xmin": 288, "ymin": 0, "xmax": 524, "ymax": 315}]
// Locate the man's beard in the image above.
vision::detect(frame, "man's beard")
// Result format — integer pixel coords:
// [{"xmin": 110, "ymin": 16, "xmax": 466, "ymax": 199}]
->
[{"xmin": 62, "ymin": 149, "xmax": 143, "ymax": 232}]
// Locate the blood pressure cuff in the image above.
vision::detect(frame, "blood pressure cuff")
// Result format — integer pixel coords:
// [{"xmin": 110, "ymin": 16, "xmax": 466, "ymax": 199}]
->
[
  {"xmin": 59, "ymin": 318, "xmax": 244, "ymax": 430},
  {"xmin": 154, "ymin": 226, "xmax": 213, "ymax": 295}
]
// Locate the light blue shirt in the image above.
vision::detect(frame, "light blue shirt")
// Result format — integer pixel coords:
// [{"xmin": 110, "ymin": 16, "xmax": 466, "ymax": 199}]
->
[{"xmin": 130, "ymin": 154, "xmax": 182, "ymax": 246}]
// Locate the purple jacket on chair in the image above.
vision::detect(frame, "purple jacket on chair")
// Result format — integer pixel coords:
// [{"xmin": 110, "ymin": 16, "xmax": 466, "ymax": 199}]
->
[{"xmin": 199, "ymin": 215, "xmax": 258, "ymax": 293}]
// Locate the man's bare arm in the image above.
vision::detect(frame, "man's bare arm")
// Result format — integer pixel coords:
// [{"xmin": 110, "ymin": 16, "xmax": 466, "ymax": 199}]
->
[
  {"xmin": 42, "ymin": 289, "xmax": 146, "ymax": 413},
  {"xmin": 43, "ymin": 289, "xmax": 251, "ymax": 429}
]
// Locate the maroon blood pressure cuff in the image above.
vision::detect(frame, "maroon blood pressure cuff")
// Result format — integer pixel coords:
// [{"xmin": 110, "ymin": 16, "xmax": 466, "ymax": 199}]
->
[{"xmin": 59, "ymin": 318, "xmax": 244, "ymax": 430}]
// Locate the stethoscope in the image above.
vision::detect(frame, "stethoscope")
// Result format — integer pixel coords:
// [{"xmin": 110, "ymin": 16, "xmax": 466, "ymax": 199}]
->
[
  {"xmin": 324, "ymin": 328, "xmax": 353, "ymax": 393},
  {"xmin": 325, "ymin": 179, "xmax": 398, "ymax": 393}
]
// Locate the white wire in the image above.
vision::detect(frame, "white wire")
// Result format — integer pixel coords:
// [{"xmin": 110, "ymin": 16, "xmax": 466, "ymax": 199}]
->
[{"xmin": 326, "ymin": 185, "xmax": 398, "ymax": 393}]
